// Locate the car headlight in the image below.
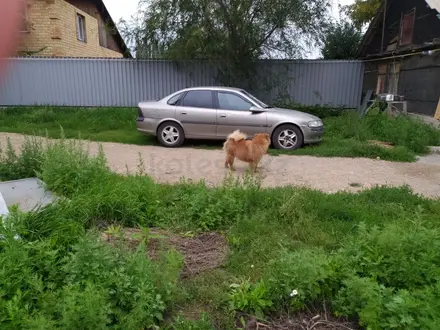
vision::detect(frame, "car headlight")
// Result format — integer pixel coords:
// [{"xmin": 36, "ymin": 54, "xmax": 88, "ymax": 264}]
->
[{"xmin": 308, "ymin": 120, "xmax": 323, "ymax": 128}]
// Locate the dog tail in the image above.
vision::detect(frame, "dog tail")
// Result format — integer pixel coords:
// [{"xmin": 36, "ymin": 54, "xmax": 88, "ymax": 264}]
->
[
  {"xmin": 227, "ymin": 130, "xmax": 247, "ymax": 142},
  {"xmin": 223, "ymin": 130, "xmax": 247, "ymax": 150}
]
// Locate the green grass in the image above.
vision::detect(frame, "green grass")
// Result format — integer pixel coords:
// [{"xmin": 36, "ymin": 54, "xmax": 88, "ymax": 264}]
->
[
  {"xmin": 0, "ymin": 106, "xmax": 150, "ymax": 145},
  {"xmin": 1, "ymin": 136, "xmax": 440, "ymax": 329},
  {"xmin": 0, "ymin": 105, "xmax": 439, "ymax": 162}
]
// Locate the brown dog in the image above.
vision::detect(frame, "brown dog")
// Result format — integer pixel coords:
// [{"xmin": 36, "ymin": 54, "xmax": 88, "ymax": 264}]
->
[{"xmin": 223, "ymin": 130, "xmax": 271, "ymax": 172}]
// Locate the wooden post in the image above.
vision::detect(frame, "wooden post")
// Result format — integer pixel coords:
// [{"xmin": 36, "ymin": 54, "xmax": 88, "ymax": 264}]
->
[
  {"xmin": 381, "ymin": 0, "xmax": 387, "ymax": 52},
  {"xmin": 434, "ymin": 97, "xmax": 440, "ymax": 121}
]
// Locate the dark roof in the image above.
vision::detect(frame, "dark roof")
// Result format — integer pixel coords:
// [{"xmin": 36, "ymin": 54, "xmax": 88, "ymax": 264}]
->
[
  {"xmin": 358, "ymin": 0, "xmax": 440, "ymax": 59},
  {"xmin": 91, "ymin": 0, "xmax": 132, "ymax": 58},
  {"xmin": 357, "ymin": 0, "xmax": 389, "ymax": 58}
]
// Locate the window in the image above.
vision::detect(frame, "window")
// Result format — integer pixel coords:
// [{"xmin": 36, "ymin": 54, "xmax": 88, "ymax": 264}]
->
[
  {"xmin": 181, "ymin": 90, "xmax": 214, "ymax": 108},
  {"xmin": 399, "ymin": 9, "xmax": 415, "ymax": 46},
  {"xmin": 217, "ymin": 92, "xmax": 253, "ymax": 111},
  {"xmin": 167, "ymin": 92, "xmax": 183, "ymax": 105},
  {"xmin": 77, "ymin": 14, "xmax": 86, "ymax": 42}
]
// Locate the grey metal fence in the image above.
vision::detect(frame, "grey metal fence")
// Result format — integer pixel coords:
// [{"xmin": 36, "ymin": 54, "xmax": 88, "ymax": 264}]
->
[{"xmin": 0, "ymin": 57, "xmax": 364, "ymax": 108}]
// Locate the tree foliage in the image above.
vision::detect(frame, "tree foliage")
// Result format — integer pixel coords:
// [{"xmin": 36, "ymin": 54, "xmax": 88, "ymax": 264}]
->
[
  {"xmin": 343, "ymin": 0, "xmax": 381, "ymax": 29},
  {"xmin": 321, "ymin": 21, "xmax": 363, "ymax": 60},
  {"xmin": 120, "ymin": 0, "xmax": 330, "ymax": 87}
]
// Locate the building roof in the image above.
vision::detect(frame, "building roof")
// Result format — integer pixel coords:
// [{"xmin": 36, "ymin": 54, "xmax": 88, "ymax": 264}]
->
[
  {"xmin": 357, "ymin": 0, "xmax": 389, "ymax": 58},
  {"xmin": 357, "ymin": 0, "xmax": 440, "ymax": 59},
  {"xmin": 91, "ymin": 0, "xmax": 132, "ymax": 58}
]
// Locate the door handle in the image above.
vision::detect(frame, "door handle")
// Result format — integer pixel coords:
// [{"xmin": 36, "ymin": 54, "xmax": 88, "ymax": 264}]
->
[
  {"xmin": 181, "ymin": 112, "xmax": 187, "ymax": 115},
  {"xmin": 220, "ymin": 114, "xmax": 226, "ymax": 118}
]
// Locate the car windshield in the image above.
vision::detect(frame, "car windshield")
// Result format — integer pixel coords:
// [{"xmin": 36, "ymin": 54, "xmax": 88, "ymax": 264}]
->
[{"xmin": 240, "ymin": 90, "xmax": 272, "ymax": 108}]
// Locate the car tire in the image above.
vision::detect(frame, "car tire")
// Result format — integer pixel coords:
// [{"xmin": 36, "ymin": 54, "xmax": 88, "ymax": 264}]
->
[
  {"xmin": 157, "ymin": 122, "xmax": 185, "ymax": 148},
  {"xmin": 271, "ymin": 124, "xmax": 304, "ymax": 150}
]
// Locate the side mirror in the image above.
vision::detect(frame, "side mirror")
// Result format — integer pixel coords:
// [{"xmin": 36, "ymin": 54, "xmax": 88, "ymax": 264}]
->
[{"xmin": 249, "ymin": 106, "xmax": 265, "ymax": 112}]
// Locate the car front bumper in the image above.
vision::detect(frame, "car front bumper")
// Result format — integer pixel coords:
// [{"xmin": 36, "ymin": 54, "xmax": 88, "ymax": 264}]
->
[{"xmin": 302, "ymin": 125, "xmax": 324, "ymax": 144}]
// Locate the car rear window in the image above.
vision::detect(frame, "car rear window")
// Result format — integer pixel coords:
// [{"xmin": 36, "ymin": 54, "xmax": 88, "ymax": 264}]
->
[
  {"xmin": 181, "ymin": 90, "xmax": 214, "ymax": 108},
  {"xmin": 167, "ymin": 92, "xmax": 183, "ymax": 105}
]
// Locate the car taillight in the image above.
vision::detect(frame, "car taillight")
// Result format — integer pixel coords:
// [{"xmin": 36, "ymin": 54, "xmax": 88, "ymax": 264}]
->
[
  {"xmin": 137, "ymin": 107, "xmax": 143, "ymax": 117},
  {"xmin": 136, "ymin": 107, "xmax": 144, "ymax": 122}
]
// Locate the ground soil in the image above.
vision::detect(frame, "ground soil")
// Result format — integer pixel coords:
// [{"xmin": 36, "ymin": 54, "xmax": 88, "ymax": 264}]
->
[
  {"xmin": 240, "ymin": 311, "xmax": 358, "ymax": 330},
  {"xmin": 2, "ymin": 133, "xmax": 439, "ymax": 198},
  {"xmin": 100, "ymin": 227, "xmax": 229, "ymax": 277}
]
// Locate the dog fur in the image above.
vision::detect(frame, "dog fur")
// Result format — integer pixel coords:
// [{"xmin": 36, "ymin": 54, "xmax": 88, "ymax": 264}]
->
[{"xmin": 223, "ymin": 130, "xmax": 271, "ymax": 172}]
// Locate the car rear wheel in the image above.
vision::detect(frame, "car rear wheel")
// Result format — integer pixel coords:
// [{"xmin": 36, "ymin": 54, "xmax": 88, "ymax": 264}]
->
[
  {"xmin": 272, "ymin": 124, "xmax": 304, "ymax": 150},
  {"xmin": 157, "ymin": 122, "xmax": 185, "ymax": 148}
]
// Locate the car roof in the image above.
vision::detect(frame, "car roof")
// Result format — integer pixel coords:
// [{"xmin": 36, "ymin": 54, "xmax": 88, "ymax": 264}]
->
[{"xmin": 176, "ymin": 86, "xmax": 244, "ymax": 92}]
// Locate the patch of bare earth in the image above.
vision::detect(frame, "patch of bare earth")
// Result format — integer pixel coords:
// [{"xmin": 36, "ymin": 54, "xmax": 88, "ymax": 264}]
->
[
  {"xmin": 367, "ymin": 140, "xmax": 394, "ymax": 149},
  {"xmin": 239, "ymin": 311, "xmax": 358, "ymax": 330},
  {"xmin": 100, "ymin": 227, "xmax": 229, "ymax": 277}
]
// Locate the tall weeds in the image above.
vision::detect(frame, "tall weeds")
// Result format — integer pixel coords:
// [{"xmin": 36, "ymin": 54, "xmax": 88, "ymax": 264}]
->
[{"xmin": 1, "ymin": 135, "xmax": 440, "ymax": 329}]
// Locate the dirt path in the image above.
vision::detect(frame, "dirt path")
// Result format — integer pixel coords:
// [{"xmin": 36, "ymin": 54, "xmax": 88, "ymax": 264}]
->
[{"xmin": 2, "ymin": 133, "xmax": 440, "ymax": 198}]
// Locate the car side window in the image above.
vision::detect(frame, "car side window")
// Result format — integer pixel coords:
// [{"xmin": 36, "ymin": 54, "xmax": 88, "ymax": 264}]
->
[
  {"xmin": 217, "ymin": 92, "xmax": 253, "ymax": 111},
  {"xmin": 167, "ymin": 92, "xmax": 183, "ymax": 105},
  {"xmin": 180, "ymin": 90, "xmax": 214, "ymax": 108}
]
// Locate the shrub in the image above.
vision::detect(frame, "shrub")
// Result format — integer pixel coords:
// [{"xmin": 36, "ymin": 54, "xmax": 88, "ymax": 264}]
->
[
  {"xmin": 0, "ymin": 136, "xmax": 44, "ymax": 181},
  {"xmin": 0, "ymin": 225, "xmax": 183, "ymax": 329},
  {"xmin": 228, "ymin": 279, "xmax": 272, "ymax": 318},
  {"xmin": 250, "ymin": 219, "xmax": 440, "ymax": 329},
  {"xmin": 169, "ymin": 313, "xmax": 214, "ymax": 330},
  {"xmin": 265, "ymin": 248, "xmax": 340, "ymax": 311},
  {"xmin": 333, "ymin": 275, "xmax": 389, "ymax": 329},
  {"xmin": 339, "ymin": 222, "xmax": 440, "ymax": 289},
  {"xmin": 39, "ymin": 139, "xmax": 110, "ymax": 196}
]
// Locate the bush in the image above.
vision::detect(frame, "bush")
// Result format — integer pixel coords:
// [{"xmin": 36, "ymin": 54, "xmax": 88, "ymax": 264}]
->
[
  {"xmin": 248, "ymin": 218, "xmax": 440, "ymax": 329},
  {"xmin": 339, "ymin": 222, "xmax": 440, "ymax": 289},
  {"xmin": 0, "ymin": 226, "xmax": 183, "ymax": 329},
  {"xmin": 265, "ymin": 248, "xmax": 340, "ymax": 311},
  {"xmin": 0, "ymin": 136, "xmax": 44, "ymax": 181},
  {"xmin": 169, "ymin": 313, "xmax": 214, "ymax": 330},
  {"xmin": 272, "ymin": 101, "xmax": 440, "ymax": 160},
  {"xmin": 324, "ymin": 108, "xmax": 440, "ymax": 154}
]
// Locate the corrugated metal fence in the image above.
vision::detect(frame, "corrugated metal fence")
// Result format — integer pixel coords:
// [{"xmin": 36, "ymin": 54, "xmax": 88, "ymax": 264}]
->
[{"xmin": 0, "ymin": 58, "xmax": 364, "ymax": 108}]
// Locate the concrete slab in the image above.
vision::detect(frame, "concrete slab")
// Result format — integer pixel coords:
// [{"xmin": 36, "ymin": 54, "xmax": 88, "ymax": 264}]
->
[
  {"xmin": 0, "ymin": 178, "xmax": 56, "ymax": 212},
  {"xmin": 430, "ymin": 146, "xmax": 440, "ymax": 155},
  {"xmin": 416, "ymin": 154, "xmax": 440, "ymax": 165},
  {"xmin": 0, "ymin": 192, "xmax": 8, "ymax": 216},
  {"xmin": 408, "ymin": 113, "xmax": 440, "ymax": 129}
]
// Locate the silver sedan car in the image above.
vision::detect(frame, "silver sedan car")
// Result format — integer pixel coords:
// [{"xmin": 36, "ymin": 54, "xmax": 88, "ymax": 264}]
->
[{"xmin": 136, "ymin": 86, "xmax": 324, "ymax": 150}]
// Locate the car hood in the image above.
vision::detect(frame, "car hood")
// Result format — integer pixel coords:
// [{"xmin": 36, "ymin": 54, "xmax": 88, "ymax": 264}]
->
[{"xmin": 266, "ymin": 107, "xmax": 322, "ymax": 121}]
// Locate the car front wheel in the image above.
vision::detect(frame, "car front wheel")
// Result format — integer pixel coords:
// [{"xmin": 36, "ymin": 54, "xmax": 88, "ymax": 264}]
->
[
  {"xmin": 272, "ymin": 124, "xmax": 304, "ymax": 150},
  {"xmin": 157, "ymin": 122, "xmax": 185, "ymax": 147}
]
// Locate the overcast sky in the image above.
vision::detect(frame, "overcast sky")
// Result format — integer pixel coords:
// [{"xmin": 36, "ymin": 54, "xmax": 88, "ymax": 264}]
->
[{"xmin": 102, "ymin": 0, "xmax": 355, "ymax": 59}]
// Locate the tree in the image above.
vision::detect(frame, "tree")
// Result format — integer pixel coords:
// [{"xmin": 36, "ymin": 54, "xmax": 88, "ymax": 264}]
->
[
  {"xmin": 120, "ymin": 0, "xmax": 330, "ymax": 88},
  {"xmin": 321, "ymin": 20, "xmax": 363, "ymax": 60},
  {"xmin": 343, "ymin": 0, "xmax": 381, "ymax": 29}
]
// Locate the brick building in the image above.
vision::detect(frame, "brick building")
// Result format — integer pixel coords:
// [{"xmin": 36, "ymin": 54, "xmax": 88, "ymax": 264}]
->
[{"xmin": 19, "ymin": 0, "xmax": 130, "ymax": 58}]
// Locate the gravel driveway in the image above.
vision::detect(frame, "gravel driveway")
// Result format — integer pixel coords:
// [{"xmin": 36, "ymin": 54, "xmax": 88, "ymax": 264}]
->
[{"xmin": 2, "ymin": 133, "xmax": 440, "ymax": 198}]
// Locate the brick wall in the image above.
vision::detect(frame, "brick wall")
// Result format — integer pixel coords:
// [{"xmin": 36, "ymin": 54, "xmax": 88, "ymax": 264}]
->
[{"xmin": 18, "ymin": 0, "xmax": 123, "ymax": 58}]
